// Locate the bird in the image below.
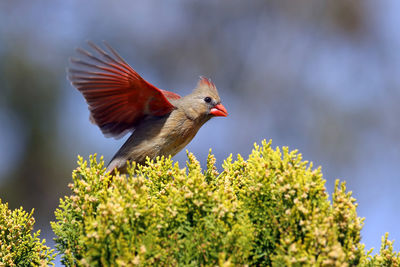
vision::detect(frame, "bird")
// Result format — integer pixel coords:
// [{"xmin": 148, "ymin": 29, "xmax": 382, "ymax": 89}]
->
[{"xmin": 68, "ymin": 41, "xmax": 228, "ymax": 174}]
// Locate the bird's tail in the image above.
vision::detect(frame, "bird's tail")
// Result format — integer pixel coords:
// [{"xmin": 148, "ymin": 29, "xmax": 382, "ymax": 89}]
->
[{"xmin": 106, "ymin": 157, "xmax": 128, "ymax": 175}]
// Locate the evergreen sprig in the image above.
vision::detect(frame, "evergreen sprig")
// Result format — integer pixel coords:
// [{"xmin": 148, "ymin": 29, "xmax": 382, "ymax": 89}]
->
[{"xmin": 0, "ymin": 200, "xmax": 55, "ymax": 266}]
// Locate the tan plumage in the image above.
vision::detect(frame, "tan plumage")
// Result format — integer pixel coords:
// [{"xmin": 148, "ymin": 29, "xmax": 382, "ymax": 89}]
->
[{"xmin": 68, "ymin": 42, "xmax": 228, "ymax": 174}]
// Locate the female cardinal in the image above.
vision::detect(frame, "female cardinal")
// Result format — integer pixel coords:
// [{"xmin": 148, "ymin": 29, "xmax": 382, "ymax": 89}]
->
[{"xmin": 68, "ymin": 42, "xmax": 228, "ymax": 173}]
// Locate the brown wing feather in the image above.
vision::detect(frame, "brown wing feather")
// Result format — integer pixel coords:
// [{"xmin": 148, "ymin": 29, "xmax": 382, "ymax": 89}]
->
[{"xmin": 68, "ymin": 41, "xmax": 181, "ymax": 138}]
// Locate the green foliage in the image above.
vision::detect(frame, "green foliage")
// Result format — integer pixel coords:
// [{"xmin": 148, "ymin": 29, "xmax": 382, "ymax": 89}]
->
[
  {"xmin": 364, "ymin": 233, "xmax": 400, "ymax": 267},
  {"xmin": 52, "ymin": 140, "xmax": 400, "ymax": 266},
  {"xmin": 0, "ymin": 200, "xmax": 55, "ymax": 266},
  {"xmin": 52, "ymin": 153, "xmax": 252, "ymax": 266}
]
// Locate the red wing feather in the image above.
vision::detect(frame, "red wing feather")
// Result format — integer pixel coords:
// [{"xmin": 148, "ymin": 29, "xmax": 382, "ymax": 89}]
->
[
  {"xmin": 160, "ymin": 89, "xmax": 181, "ymax": 100},
  {"xmin": 68, "ymin": 41, "xmax": 181, "ymax": 138}
]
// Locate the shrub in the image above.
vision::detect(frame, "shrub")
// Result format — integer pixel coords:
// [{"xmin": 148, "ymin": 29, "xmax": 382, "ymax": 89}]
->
[
  {"xmin": 0, "ymin": 200, "xmax": 55, "ymax": 266},
  {"xmin": 52, "ymin": 140, "xmax": 400, "ymax": 266}
]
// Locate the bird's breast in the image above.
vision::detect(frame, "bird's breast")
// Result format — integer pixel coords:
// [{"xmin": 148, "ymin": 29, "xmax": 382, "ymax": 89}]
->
[
  {"xmin": 113, "ymin": 109, "xmax": 205, "ymax": 166},
  {"xmin": 159, "ymin": 114, "xmax": 201, "ymax": 157}
]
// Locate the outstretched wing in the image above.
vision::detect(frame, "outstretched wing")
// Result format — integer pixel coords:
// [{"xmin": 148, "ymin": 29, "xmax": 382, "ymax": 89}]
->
[{"xmin": 68, "ymin": 41, "xmax": 181, "ymax": 138}]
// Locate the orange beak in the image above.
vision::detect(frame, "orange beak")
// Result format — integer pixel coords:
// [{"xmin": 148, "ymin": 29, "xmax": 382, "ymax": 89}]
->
[{"xmin": 210, "ymin": 103, "xmax": 228, "ymax": 117}]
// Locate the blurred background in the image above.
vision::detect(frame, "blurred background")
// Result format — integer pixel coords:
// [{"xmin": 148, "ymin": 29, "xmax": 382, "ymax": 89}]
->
[{"xmin": 1, "ymin": 0, "xmax": 399, "ymax": 262}]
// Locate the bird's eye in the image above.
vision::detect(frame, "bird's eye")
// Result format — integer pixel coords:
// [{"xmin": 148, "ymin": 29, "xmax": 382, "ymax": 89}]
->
[{"xmin": 204, "ymin": 97, "xmax": 212, "ymax": 103}]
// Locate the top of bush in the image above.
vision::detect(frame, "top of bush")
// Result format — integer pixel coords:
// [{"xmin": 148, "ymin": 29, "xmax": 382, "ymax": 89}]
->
[
  {"xmin": 52, "ymin": 139, "xmax": 400, "ymax": 266},
  {"xmin": 0, "ymin": 200, "xmax": 55, "ymax": 266}
]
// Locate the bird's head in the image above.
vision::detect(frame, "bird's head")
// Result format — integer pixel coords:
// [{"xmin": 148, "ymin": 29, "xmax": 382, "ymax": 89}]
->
[{"xmin": 182, "ymin": 76, "xmax": 228, "ymax": 122}]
